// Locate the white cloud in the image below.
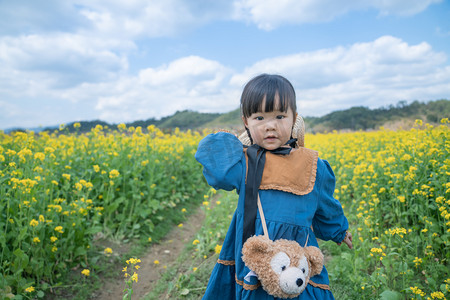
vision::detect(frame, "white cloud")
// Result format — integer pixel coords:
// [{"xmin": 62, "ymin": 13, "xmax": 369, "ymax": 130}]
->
[
  {"xmin": 86, "ymin": 56, "xmax": 237, "ymax": 123},
  {"xmin": 75, "ymin": 0, "xmax": 233, "ymax": 39},
  {"xmin": 0, "ymin": 33, "xmax": 131, "ymax": 91},
  {"xmin": 231, "ymin": 36, "xmax": 450, "ymax": 116},
  {"xmin": 233, "ymin": 0, "xmax": 442, "ymax": 30}
]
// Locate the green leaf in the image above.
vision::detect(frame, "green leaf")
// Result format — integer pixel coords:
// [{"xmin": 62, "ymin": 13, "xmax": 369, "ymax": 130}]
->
[
  {"xmin": 18, "ymin": 227, "xmax": 28, "ymax": 241},
  {"xmin": 179, "ymin": 288, "xmax": 190, "ymax": 296},
  {"xmin": 73, "ymin": 247, "xmax": 87, "ymax": 258},
  {"xmin": 37, "ymin": 290, "xmax": 45, "ymax": 298},
  {"xmin": 380, "ymin": 290, "xmax": 403, "ymax": 300},
  {"xmin": 85, "ymin": 226, "xmax": 102, "ymax": 235}
]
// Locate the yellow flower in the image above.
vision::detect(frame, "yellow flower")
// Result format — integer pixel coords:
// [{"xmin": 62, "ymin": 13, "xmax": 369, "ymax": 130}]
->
[
  {"xmin": 81, "ymin": 269, "xmax": 90, "ymax": 276},
  {"xmin": 215, "ymin": 244, "xmax": 222, "ymax": 254},
  {"xmin": 33, "ymin": 237, "xmax": 40, "ymax": 243},
  {"xmin": 73, "ymin": 122, "xmax": 81, "ymax": 128},
  {"xmin": 154, "ymin": 260, "xmax": 160, "ymax": 265},
  {"xmin": 430, "ymin": 291, "xmax": 445, "ymax": 299},
  {"xmin": 54, "ymin": 226, "xmax": 64, "ymax": 233},
  {"xmin": 178, "ymin": 223, "xmax": 183, "ymax": 227},
  {"xmin": 410, "ymin": 286, "xmax": 426, "ymax": 296},
  {"xmin": 50, "ymin": 236, "xmax": 58, "ymax": 243},
  {"xmin": 52, "ymin": 246, "xmax": 58, "ymax": 252},
  {"xmin": 148, "ymin": 237, "xmax": 152, "ymax": 242},
  {"xmin": 30, "ymin": 219, "xmax": 39, "ymax": 227},
  {"xmin": 131, "ymin": 272, "xmax": 138, "ymax": 283},
  {"xmin": 126, "ymin": 258, "xmax": 141, "ymax": 265},
  {"xmin": 34, "ymin": 152, "xmax": 45, "ymax": 161},
  {"xmin": 181, "ymin": 208, "xmax": 187, "ymax": 213},
  {"xmin": 192, "ymin": 239, "xmax": 200, "ymax": 245},
  {"xmin": 109, "ymin": 169, "xmax": 120, "ymax": 179},
  {"xmin": 104, "ymin": 247, "xmax": 113, "ymax": 255},
  {"xmin": 193, "ymin": 267, "xmax": 198, "ymax": 272},
  {"xmin": 413, "ymin": 257, "xmax": 422, "ymax": 267},
  {"xmin": 397, "ymin": 196, "xmax": 406, "ymax": 203},
  {"xmin": 25, "ymin": 286, "xmax": 35, "ymax": 293},
  {"xmin": 117, "ymin": 123, "xmax": 126, "ymax": 131}
]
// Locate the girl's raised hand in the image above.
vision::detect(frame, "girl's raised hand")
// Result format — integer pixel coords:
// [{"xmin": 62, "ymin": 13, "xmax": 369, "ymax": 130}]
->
[{"xmin": 338, "ymin": 231, "xmax": 353, "ymax": 249}]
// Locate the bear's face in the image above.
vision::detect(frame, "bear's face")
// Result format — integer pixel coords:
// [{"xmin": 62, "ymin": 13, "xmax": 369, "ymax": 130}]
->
[
  {"xmin": 242, "ymin": 236, "xmax": 324, "ymax": 299},
  {"xmin": 271, "ymin": 251, "xmax": 309, "ymax": 294}
]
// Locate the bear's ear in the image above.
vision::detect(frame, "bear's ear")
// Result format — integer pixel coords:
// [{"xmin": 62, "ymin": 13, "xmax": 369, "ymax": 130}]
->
[
  {"xmin": 304, "ymin": 246, "xmax": 324, "ymax": 276},
  {"xmin": 242, "ymin": 235, "xmax": 272, "ymax": 257},
  {"xmin": 242, "ymin": 235, "xmax": 273, "ymax": 254}
]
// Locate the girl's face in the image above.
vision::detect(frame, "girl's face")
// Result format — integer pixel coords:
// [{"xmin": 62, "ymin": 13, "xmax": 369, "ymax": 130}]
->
[{"xmin": 243, "ymin": 96, "xmax": 296, "ymax": 150}]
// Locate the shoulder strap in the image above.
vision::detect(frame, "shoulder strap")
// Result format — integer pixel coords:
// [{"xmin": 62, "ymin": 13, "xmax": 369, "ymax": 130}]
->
[{"xmin": 257, "ymin": 194, "xmax": 269, "ymax": 238}]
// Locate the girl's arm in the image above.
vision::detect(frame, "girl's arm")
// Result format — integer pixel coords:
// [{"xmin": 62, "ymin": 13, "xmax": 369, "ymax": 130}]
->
[
  {"xmin": 312, "ymin": 159, "xmax": 350, "ymax": 245},
  {"xmin": 195, "ymin": 132, "xmax": 244, "ymax": 192}
]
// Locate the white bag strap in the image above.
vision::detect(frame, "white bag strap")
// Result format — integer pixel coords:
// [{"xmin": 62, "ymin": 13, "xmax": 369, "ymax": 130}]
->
[{"xmin": 257, "ymin": 194, "xmax": 269, "ymax": 238}]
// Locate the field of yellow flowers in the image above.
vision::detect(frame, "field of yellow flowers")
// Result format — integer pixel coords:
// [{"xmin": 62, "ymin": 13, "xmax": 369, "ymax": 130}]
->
[
  {"xmin": 0, "ymin": 124, "xmax": 209, "ymax": 298},
  {"xmin": 1, "ymin": 119, "xmax": 448, "ymax": 299},
  {"xmin": 307, "ymin": 120, "xmax": 449, "ymax": 299}
]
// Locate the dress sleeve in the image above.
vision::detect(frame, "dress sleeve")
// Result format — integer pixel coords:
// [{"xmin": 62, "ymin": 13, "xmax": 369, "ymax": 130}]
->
[
  {"xmin": 195, "ymin": 132, "xmax": 244, "ymax": 192},
  {"xmin": 312, "ymin": 159, "xmax": 349, "ymax": 243}
]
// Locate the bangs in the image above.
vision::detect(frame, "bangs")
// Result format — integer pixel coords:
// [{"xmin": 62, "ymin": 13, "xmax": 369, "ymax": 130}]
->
[{"xmin": 241, "ymin": 74, "xmax": 296, "ymax": 119}]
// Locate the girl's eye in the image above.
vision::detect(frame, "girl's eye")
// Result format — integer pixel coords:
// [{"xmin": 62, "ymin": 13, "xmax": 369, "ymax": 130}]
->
[
  {"xmin": 255, "ymin": 116, "xmax": 264, "ymax": 120},
  {"xmin": 276, "ymin": 115, "xmax": 286, "ymax": 119}
]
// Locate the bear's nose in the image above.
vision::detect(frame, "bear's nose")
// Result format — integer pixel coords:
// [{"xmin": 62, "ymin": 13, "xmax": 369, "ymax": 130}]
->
[{"xmin": 296, "ymin": 278, "xmax": 304, "ymax": 287}]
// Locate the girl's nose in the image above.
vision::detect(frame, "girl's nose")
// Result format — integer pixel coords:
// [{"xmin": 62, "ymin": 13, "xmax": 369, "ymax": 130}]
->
[{"xmin": 265, "ymin": 119, "xmax": 277, "ymax": 130}]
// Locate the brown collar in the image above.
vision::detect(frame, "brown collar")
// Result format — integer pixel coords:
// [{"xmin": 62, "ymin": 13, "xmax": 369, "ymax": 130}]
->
[{"xmin": 245, "ymin": 147, "xmax": 318, "ymax": 195}]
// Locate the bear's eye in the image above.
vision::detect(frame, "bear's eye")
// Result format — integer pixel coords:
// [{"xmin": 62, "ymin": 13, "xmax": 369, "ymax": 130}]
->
[
  {"xmin": 270, "ymin": 252, "xmax": 290, "ymax": 275},
  {"xmin": 299, "ymin": 257, "xmax": 309, "ymax": 276}
]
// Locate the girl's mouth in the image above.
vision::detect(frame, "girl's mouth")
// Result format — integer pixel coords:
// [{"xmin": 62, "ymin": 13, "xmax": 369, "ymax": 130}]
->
[{"xmin": 264, "ymin": 136, "xmax": 277, "ymax": 140}]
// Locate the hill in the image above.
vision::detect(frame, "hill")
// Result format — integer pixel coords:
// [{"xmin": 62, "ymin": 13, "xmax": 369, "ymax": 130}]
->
[{"xmin": 5, "ymin": 99, "xmax": 449, "ymax": 134}]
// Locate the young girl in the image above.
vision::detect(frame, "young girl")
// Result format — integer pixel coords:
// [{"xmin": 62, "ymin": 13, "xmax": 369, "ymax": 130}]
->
[{"xmin": 195, "ymin": 74, "xmax": 352, "ymax": 299}]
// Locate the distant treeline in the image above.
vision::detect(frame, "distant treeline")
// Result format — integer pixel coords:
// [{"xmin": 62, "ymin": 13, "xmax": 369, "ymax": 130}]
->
[
  {"xmin": 305, "ymin": 99, "xmax": 449, "ymax": 132},
  {"xmin": 7, "ymin": 99, "xmax": 449, "ymax": 134}
]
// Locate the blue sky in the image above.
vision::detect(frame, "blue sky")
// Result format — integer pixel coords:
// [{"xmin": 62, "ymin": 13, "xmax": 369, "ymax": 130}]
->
[{"xmin": 0, "ymin": 0, "xmax": 449, "ymax": 130}]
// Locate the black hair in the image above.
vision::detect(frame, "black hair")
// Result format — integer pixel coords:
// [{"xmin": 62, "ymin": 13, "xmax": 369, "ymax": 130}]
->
[{"xmin": 240, "ymin": 74, "xmax": 296, "ymax": 119}]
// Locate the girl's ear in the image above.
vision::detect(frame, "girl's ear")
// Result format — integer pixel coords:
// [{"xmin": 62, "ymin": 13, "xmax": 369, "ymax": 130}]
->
[
  {"xmin": 293, "ymin": 112, "xmax": 298, "ymax": 126},
  {"xmin": 242, "ymin": 116, "xmax": 249, "ymax": 127}
]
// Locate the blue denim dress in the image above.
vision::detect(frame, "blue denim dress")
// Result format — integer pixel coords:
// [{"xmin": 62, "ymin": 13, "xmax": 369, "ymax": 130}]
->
[{"xmin": 195, "ymin": 132, "xmax": 348, "ymax": 300}]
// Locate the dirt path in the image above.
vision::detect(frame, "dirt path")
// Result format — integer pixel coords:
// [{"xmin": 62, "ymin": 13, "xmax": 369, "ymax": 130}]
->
[{"xmin": 95, "ymin": 206, "xmax": 206, "ymax": 300}]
